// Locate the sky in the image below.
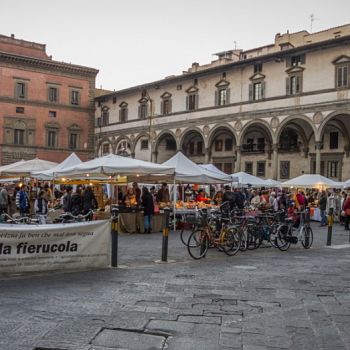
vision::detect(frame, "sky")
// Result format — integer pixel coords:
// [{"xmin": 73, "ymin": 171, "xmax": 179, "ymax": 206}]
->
[{"xmin": 1, "ymin": 0, "xmax": 350, "ymax": 91}]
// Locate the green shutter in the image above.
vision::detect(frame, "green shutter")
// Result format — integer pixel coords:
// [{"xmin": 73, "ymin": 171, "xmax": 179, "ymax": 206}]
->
[
  {"xmin": 226, "ymin": 88, "xmax": 230, "ymax": 104},
  {"xmin": 261, "ymin": 82, "xmax": 265, "ymax": 99},
  {"xmin": 248, "ymin": 84, "xmax": 253, "ymax": 101},
  {"xmin": 215, "ymin": 90, "xmax": 218, "ymax": 106},
  {"xmin": 286, "ymin": 77, "xmax": 290, "ymax": 95}
]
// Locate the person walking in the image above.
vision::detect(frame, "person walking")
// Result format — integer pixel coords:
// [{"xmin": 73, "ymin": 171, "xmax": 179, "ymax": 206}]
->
[
  {"xmin": 16, "ymin": 185, "xmax": 30, "ymax": 217},
  {"xmin": 71, "ymin": 187, "xmax": 83, "ymax": 216},
  {"xmin": 34, "ymin": 190, "xmax": 48, "ymax": 224},
  {"xmin": 141, "ymin": 187, "xmax": 154, "ymax": 233},
  {"xmin": 82, "ymin": 186, "xmax": 97, "ymax": 221},
  {"xmin": 0, "ymin": 184, "xmax": 8, "ymax": 215},
  {"xmin": 62, "ymin": 185, "xmax": 73, "ymax": 212},
  {"xmin": 319, "ymin": 191, "xmax": 327, "ymax": 227}
]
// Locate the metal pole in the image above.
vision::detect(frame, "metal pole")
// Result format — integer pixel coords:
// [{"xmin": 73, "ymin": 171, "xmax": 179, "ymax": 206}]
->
[
  {"xmin": 173, "ymin": 178, "xmax": 176, "ymax": 232},
  {"xmin": 111, "ymin": 215, "xmax": 118, "ymax": 267},
  {"xmin": 161, "ymin": 208, "xmax": 170, "ymax": 262},
  {"xmin": 326, "ymin": 208, "xmax": 333, "ymax": 246}
]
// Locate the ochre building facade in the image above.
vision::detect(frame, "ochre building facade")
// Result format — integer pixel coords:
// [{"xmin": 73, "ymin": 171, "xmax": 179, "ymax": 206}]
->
[
  {"xmin": 95, "ymin": 24, "xmax": 350, "ymax": 181},
  {"xmin": 0, "ymin": 34, "xmax": 98, "ymax": 165}
]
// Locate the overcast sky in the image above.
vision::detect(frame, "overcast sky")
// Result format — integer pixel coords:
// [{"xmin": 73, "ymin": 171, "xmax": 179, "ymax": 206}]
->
[{"xmin": 1, "ymin": 0, "xmax": 350, "ymax": 91}]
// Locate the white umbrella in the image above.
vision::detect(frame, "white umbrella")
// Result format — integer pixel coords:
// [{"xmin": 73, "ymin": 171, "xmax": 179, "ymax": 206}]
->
[
  {"xmin": 32, "ymin": 153, "xmax": 82, "ymax": 180},
  {"xmin": 230, "ymin": 171, "xmax": 268, "ymax": 187},
  {"xmin": 162, "ymin": 152, "xmax": 232, "ymax": 184},
  {"xmin": 0, "ymin": 158, "xmax": 58, "ymax": 176},
  {"xmin": 55, "ymin": 153, "xmax": 175, "ymax": 179},
  {"xmin": 0, "ymin": 160, "xmax": 26, "ymax": 176},
  {"xmin": 198, "ymin": 164, "xmax": 229, "ymax": 178},
  {"xmin": 281, "ymin": 174, "xmax": 342, "ymax": 188}
]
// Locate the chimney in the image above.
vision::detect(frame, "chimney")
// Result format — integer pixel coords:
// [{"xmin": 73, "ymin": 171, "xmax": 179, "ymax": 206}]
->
[
  {"xmin": 191, "ymin": 62, "xmax": 199, "ymax": 72},
  {"xmin": 11, "ymin": 34, "xmax": 15, "ymax": 39}
]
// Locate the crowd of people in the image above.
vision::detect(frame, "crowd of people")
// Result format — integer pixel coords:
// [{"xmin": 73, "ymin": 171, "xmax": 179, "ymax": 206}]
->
[{"xmin": 1, "ymin": 180, "xmax": 350, "ymax": 232}]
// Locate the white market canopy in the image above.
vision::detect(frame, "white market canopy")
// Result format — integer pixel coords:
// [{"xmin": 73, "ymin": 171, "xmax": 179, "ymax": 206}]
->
[
  {"xmin": 198, "ymin": 164, "xmax": 229, "ymax": 178},
  {"xmin": 0, "ymin": 158, "xmax": 58, "ymax": 177},
  {"xmin": 32, "ymin": 153, "xmax": 82, "ymax": 180},
  {"xmin": 231, "ymin": 171, "xmax": 269, "ymax": 187},
  {"xmin": 55, "ymin": 153, "xmax": 175, "ymax": 180},
  {"xmin": 161, "ymin": 152, "xmax": 232, "ymax": 184},
  {"xmin": 264, "ymin": 178, "xmax": 282, "ymax": 187},
  {"xmin": 281, "ymin": 174, "xmax": 342, "ymax": 188}
]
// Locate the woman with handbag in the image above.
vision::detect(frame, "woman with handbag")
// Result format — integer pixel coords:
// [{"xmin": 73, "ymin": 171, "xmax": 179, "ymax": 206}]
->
[{"xmin": 343, "ymin": 194, "xmax": 350, "ymax": 231}]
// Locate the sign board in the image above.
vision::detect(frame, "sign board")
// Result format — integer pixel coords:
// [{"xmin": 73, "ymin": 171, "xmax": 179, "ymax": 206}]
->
[{"xmin": 0, "ymin": 220, "xmax": 110, "ymax": 273}]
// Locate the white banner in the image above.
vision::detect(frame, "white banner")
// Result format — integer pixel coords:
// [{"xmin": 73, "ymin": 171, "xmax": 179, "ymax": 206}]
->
[{"xmin": 0, "ymin": 220, "xmax": 111, "ymax": 273}]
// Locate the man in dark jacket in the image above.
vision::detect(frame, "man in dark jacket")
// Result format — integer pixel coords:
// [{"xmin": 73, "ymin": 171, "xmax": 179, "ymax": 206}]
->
[
  {"xmin": 71, "ymin": 187, "xmax": 83, "ymax": 216},
  {"xmin": 222, "ymin": 185, "xmax": 236, "ymax": 210},
  {"xmin": 142, "ymin": 187, "xmax": 154, "ymax": 233},
  {"xmin": 319, "ymin": 191, "xmax": 327, "ymax": 226},
  {"xmin": 82, "ymin": 186, "xmax": 97, "ymax": 221}
]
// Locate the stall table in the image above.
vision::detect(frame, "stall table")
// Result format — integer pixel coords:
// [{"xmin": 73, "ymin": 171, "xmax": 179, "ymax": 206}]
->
[{"xmin": 118, "ymin": 211, "xmax": 165, "ymax": 233}]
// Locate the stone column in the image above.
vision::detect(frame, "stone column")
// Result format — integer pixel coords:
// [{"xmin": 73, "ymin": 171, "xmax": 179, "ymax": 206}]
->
[
  {"xmin": 315, "ymin": 141, "xmax": 322, "ymax": 174},
  {"xmin": 152, "ymin": 151, "xmax": 158, "ymax": 163},
  {"xmin": 272, "ymin": 143, "xmax": 278, "ymax": 180},
  {"xmin": 235, "ymin": 146, "xmax": 241, "ymax": 172},
  {"xmin": 204, "ymin": 148, "xmax": 210, "ymax": 164}
]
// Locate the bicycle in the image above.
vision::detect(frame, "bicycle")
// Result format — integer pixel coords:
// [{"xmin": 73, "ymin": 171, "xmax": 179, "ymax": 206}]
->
[
  {"xmin": 187, "ymin": 208, "xmax": 242, "ymax": 259},
  {"xmin": 55, "ymin": 209, "xmax": 95, "ymax": 223},
  {"xmin": 275, "ymin": 210, "xmax": 313, "ymax": 251},
  {"xmin": 0, "ymin": 213, "xmax": 39, "ymax": 225}
]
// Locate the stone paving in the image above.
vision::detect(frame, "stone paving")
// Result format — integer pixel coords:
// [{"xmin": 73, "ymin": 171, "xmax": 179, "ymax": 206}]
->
[{"xmin": 0, "ymin": 222, "xmax": 349, "ymax": 350}]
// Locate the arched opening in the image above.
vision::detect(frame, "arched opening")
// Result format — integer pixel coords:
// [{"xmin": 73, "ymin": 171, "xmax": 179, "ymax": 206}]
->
[
  {"xmin": 277, "ymin": 119, "xmax": 314, "ymax": 180},
  {"xmin": 181, "ymin": 130, "xmax": 205, "ymax": 163},
  {"xmin": 208, "ymin": 127, "xmax": 236, "ymax": 174},
  {"xmin": 115, "ymin": 139, "xmax": 131, "ymax": 157},
  {"xmin": 240, "ymin": 122, "xmax": 273, "ymax": 178},
  {"xmin": 155, "ymin": 133, "xmax": 177, "ymax": 163},
  {"xmin": 318, "ymin": 113, "xmax": 350, "ymax": 180}
]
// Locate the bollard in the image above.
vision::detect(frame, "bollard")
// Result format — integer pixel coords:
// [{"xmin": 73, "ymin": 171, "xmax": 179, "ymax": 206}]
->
[
  {"xmin": 161, "ymin": 209, "xmax": 170, "ymax": 262},
  {"xmin": 326, "ymin": 209, "xmax": 334, "ymax": 246},
  {"xmin": 111, "ymin": 216, "xmax": 118, "ymax": 267}
]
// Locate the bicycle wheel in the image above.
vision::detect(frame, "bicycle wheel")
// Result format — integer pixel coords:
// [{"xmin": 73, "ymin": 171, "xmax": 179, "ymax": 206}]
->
[
  {"xmin": 275, "ymin": 225, "xmax": 291, "ymax": 251},
  {"xmin": 246, "ymin": 226, "xmax": 262, "ymax": 250},
  {"xmin": 180, "ymin": 224, "xmax": 195, "ymax": 246},
  {"xmin": 187, "ymin": 230, "xmax": 209, "ymax": 259},
  {"xmin": 222, "ymin": 228, "xmax": 241, "ymax": 256},
  {"xmin": 301, "ymin": 226, "xmax": 313, "ymax": 249},
  {"xmin": 269, "ymin": 225, "xmax": 279, "ymax": 248}
]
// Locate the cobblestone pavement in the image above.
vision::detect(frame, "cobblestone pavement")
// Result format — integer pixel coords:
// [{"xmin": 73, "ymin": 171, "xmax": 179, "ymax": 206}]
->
[{"xmin": 0, "ymin": 222, "xmax": 349, "ymax": 350}]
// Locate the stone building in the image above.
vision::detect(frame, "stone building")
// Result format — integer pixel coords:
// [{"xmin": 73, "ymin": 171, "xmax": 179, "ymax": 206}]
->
[
  {"xmin": 95, "ymin": 24, "xmax": 350, "ymax": 181},
  {"xmin": 0, "ymin": 34, "xmax": 98, "ymax": 165}
]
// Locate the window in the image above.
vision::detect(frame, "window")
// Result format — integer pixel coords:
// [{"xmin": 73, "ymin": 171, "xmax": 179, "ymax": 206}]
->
[
  {"xmin": 286, "ymin": 74, "xmax": 302, "ymax": 95},
  {"xmin": 16, "ymin": 82, "xmax": 26, "ymax": 99},
  {"xmin": 329, "ymin": 132, "xmax": 339, "ymax": 149},
  {"xmin": 215, "ymin": 140, "xmax": 223, "ymax": 152},
  {"xmin": 176, "ymin": 84, "xmax": 182, "ymax": 91},
  {"xmin": 189, "ymin": 142, "xmax": 195, "ymax": 155},
  {"xmin": 257, "ymin": 162, "xmax": 265, "ymax": 177},
  {"xmin": 139, "ymin": 103, "xmax": 148, "ymax": 119},
  {"xmin": 102, "ymin": 143, "xmax": 110, "ymax": 155},
  {"xmin": 254, "ymin": 63, "xmax": 262, "ymax": 73},
  {"xmin": 197, "ymin": 141, "xmax": 203, "ymax": 155},
  {"xmin": 49, "ymin": 111, "xmax": 56, "ymax": 118},
  {"xmin": 218, "ymin": 89, "xmax": 227, "ymax": 105},
  {"xmin": 70, "ymin": 90, "xmax": 80, "ymax": 105},
  {"xmin": 253, "ymin": 82, "xmax": 262, "ymax": 100},
  {"xmin": 48, "ymin": 87, "xmax": 58, "ymax": 102},
  {"xmin": 245, "ymin": 162, "xmax": 253, "ymax": 175},
  {"xmin": 16, "ymin": 107, "xmax": 24, "ymax": 114},
  {"xmin": 102, "ymin": 108, "xmax": 109, "ymax": 125},
  {"xmin": 112, "ymin": 96, "xmax": 117, "ymax": 104},
  {"xmin": 141, "ymin": 139, "xmax": 149, "ymax": 150},
  {"xmin": 161, "ymin": 99, "xmax": 171, "ymax": 115},
  {"xmin": 328, "ymin": 161, "xmax": 338, "ymax": 178},
  {"xmin": 47, "ymin": 130, "xmax": 57, "ymax": 148},
  {"xmin": 69, "ymin": 133, "xmax": 78, "ymax": 149},
  {"xmin": 336, "ymin": 66, "xmax": 348, "ymax": 88},
  {"xmin": 257, "ymin": 138, "xmax": 265, "ymax": 151},
  {"xmin": 187, "ymin": 94, "xmax": 197, "ymax": 110},
  {"xmin": 166, "ymin": 139, "xmax": 176, "ymax": 150},
  {"xmin": 96, "ymin": 117, "xmax": 102, "ymax": 127},
  {"xmin": 280, "ymin": 161, "xmax": 290, "ymax": 179},
  {"xmin": 225, "ymin": 138, "xmax": 233, "ymax": 151},
  {"xmin": 120, "ymin": 108, "xmax": 127, "ymax": 122},
  {"xmin": 290, "ymin": 54, "xmax": 305, "ymax": 67},
  {"xmin": 224, "ymin": 163, "xmax": 232, "ymax": 174},
  {"xmin": 14, "ymin": 129, "xmax": 24, "ymax": 145}
]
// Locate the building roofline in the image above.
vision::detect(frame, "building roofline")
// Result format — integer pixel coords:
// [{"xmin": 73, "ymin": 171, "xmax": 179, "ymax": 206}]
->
[
  {"xmin": 0, "ymin": 51, "xmax": 99, "ymax": 76},
  {"xmin": 95, "ymin": 33, "xmax": 350, "ymax": 100}
]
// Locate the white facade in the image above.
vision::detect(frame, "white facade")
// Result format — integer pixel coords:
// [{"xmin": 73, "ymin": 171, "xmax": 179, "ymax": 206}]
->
[{"xmin": 95, "ymin": 24, "xmax": 350, "ymax": 181}]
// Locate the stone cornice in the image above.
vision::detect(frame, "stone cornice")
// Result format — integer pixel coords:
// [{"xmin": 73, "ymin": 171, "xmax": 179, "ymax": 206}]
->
[
  {"xmin": 0, "ymin": 96, "xmax": 95, "ymax": 113},
  {"xmin": 0, "ymin": 143, "xmax": 94, "ymax": 153},
  {"xmin": 0, "ymin": 51, "xmax": 99, "ymax": 77},
  {"xmin": 95, "ymin": 99, "xmax": 350, "ymax": 138},
  {"xmin": 95, "ymin": 35, "xmax": 350, "ymax": 100}
]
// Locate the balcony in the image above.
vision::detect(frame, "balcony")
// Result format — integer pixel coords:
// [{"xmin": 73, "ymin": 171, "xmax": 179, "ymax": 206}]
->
[
  {"xmin": 241, "ymin": 143, "xmax": 265, "ymax": 153},
  {"xmin": 278, "ymin": 144, "xmax": 300, "ymax": 152}
]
